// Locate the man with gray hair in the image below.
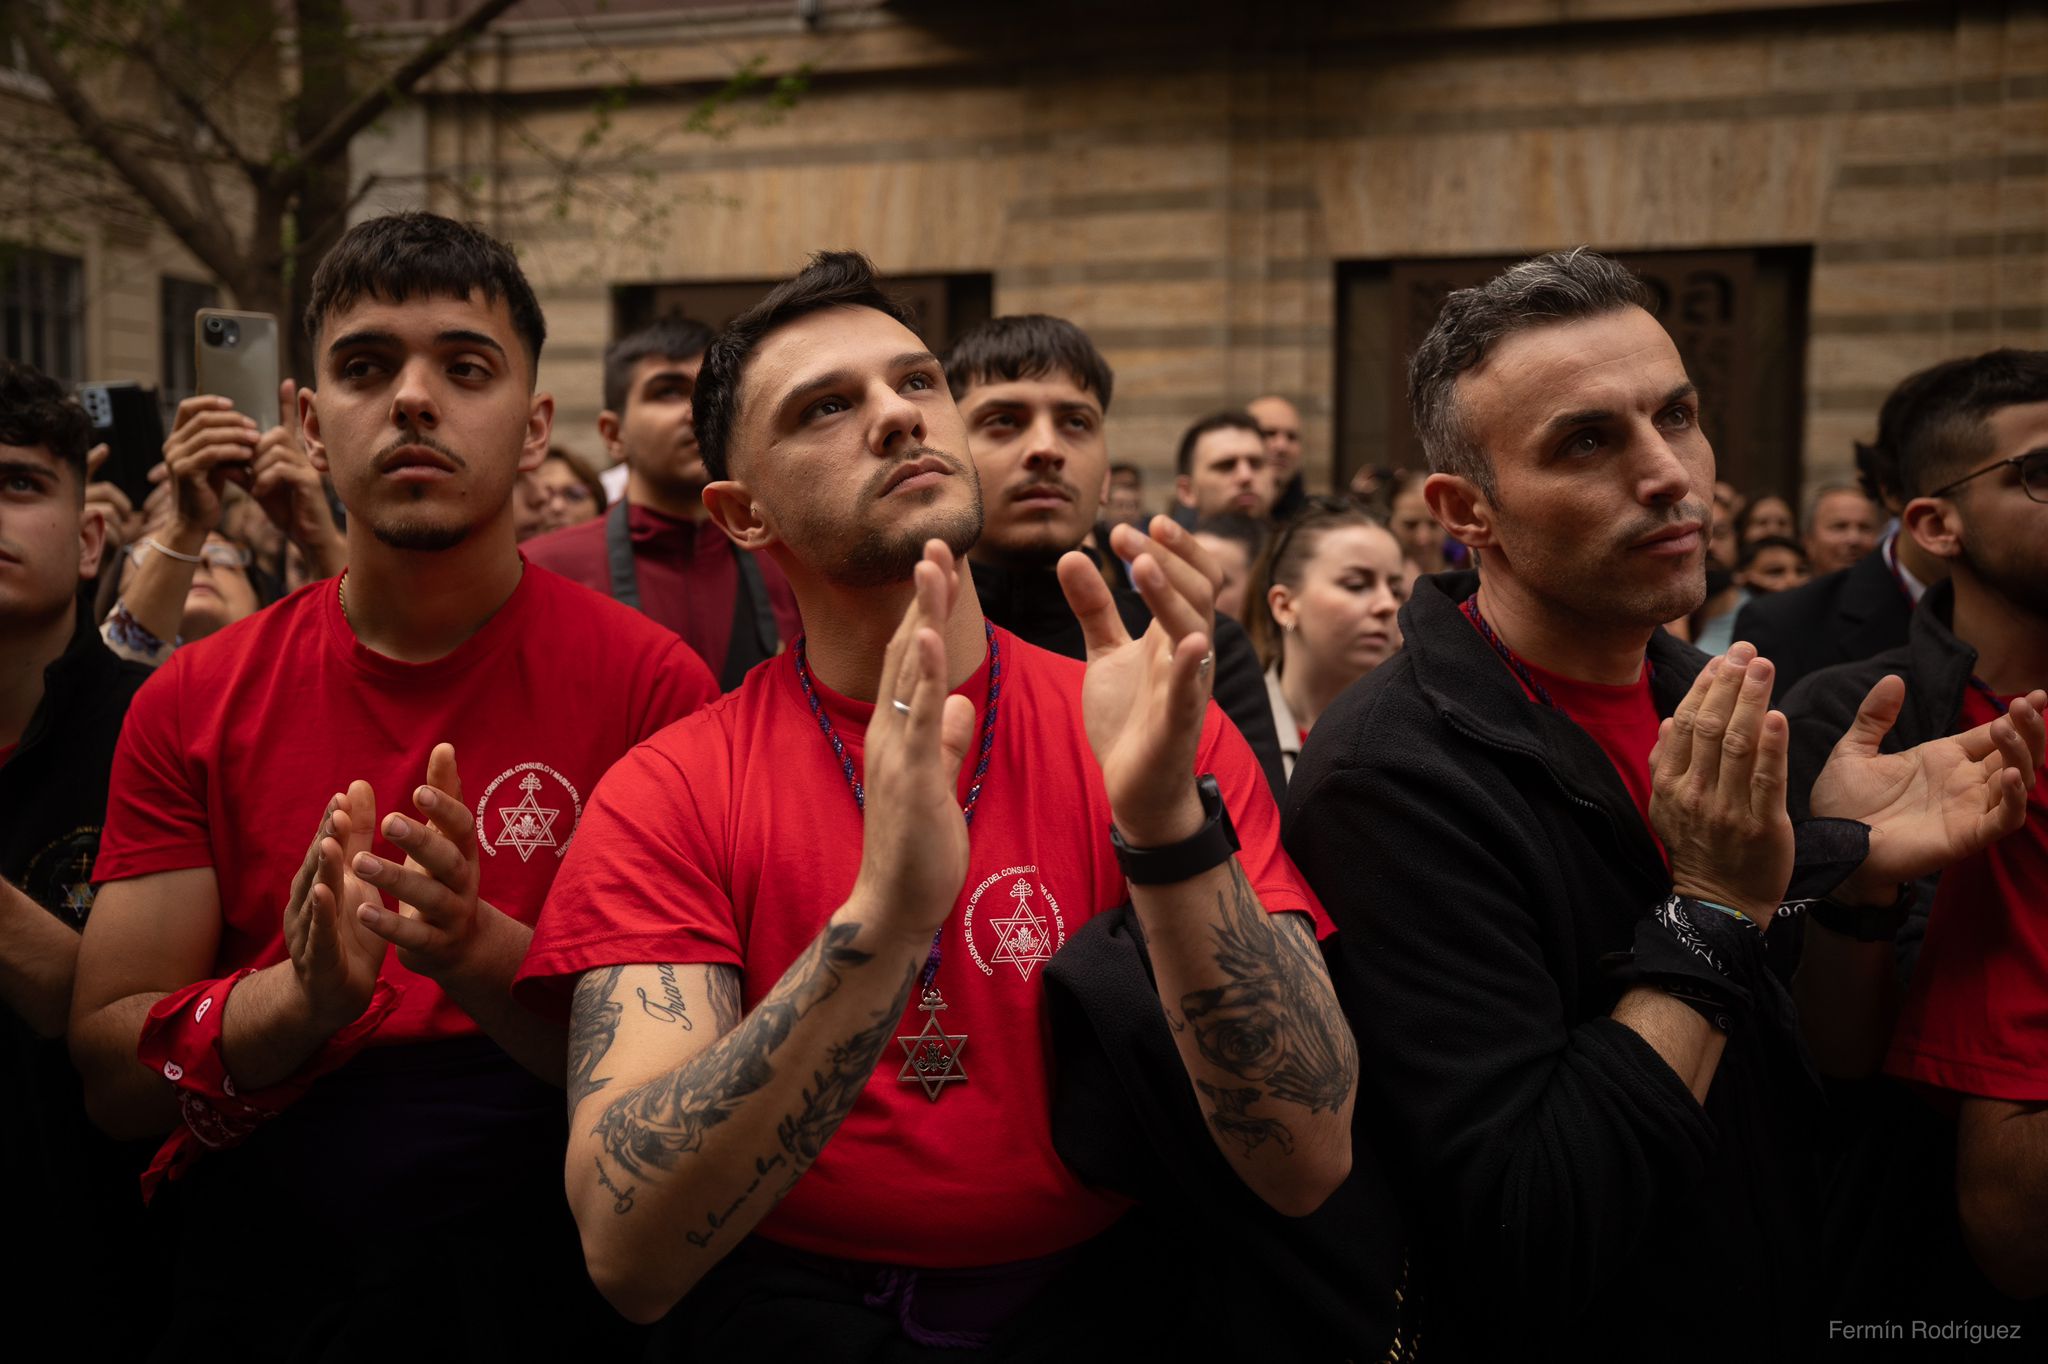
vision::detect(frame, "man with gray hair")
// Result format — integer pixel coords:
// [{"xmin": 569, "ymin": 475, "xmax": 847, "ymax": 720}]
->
[{"xmin": 1284, "ymin": 248, "xmax": 2043, "ymax": 1360}]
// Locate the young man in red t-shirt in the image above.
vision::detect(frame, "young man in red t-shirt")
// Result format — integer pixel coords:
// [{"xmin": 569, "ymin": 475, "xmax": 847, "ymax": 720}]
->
[
  {"xmin": 513, "ymin": 251, "xmax": 1356, "ymax": 1347},
  {"xmin": 1871, "ymin": 353, "xmax": 2048, "ymax": 1297},
  {"xmin": 69, "ymin": 213, "xmax": 717, "ymax": 1351}
]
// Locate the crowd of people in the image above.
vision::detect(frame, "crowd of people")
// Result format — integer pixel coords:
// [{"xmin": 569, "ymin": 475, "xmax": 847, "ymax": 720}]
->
[{"xmin": 2, "ymin": 211, "xmax": 2045, "ymax": 1361}]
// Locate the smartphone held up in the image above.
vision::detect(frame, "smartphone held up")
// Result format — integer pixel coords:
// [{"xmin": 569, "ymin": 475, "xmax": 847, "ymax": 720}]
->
[{"xmin": 194, "ymin": 309, "xmax": 281, "ymax": 431}]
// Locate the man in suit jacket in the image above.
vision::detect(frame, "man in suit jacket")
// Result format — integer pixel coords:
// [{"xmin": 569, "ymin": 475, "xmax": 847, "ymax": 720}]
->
[{"xmin": 1735, "ymin": 367, "xmax": 1963, "ymax": 698}]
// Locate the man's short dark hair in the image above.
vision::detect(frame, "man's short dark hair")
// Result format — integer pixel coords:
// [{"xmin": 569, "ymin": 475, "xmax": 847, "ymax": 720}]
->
[
  {"xmin": 1866, "ymin": 349, "xmax": 2048, "ymax": 498},
  {"xmin": 0, "ymin": 358, "xmax": 92, "ymax": 490},
  {"xmin": 1737, "ymin": 534, "xmax": 1808, "ymax": 572},
  {"xmin": 305, "ymin": 211, "xmax": 547, "ymax": 371},
  {"xmin": 604, "ymin": 315, "xmax": 716, "ymax": 415},
  {"xmin": 1192, "ymin": 512, "xmax": 1266, "ymax": 560},
  {"xmin": 1176, "ymin": 411, "xmax": 1262, "ymax": 478},
  {"xmin": 1109, "ymin": 462, "xmax": 1141, "ymax": 487},
  {"xmin": 1408, "ymin": 248, "xmax": 1653, "ymax": 495},
  {"xmin": 941, "ymin": 314, "xmax": 1114, "ymax": 412},
  {"xmin": 694, "ymin": 250, "xmax": 920, "ymax": 484}
]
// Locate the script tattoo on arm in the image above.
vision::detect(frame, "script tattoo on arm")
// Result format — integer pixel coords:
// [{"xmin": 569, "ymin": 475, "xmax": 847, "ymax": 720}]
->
[
  {"xmin": 590, "ymin": 922, "xmax": 894, "ymax": 1207},
  {"xmin": 638, "ymin": 964, "xmax": 693, "ymax": 1028},
  {"xmin": 1179, "ymin": 862, "xmax": 1357, "ymax": 1149},
  {"xmin": 569, "ymin": 965, "xmax": 626, "ymax": 1117}
]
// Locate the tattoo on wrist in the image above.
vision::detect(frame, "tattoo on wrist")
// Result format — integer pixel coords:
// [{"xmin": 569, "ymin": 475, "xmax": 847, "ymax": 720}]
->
[{"xmin": 1179, "ymin": 865, "xmax": 1356, "ymax": 1151}]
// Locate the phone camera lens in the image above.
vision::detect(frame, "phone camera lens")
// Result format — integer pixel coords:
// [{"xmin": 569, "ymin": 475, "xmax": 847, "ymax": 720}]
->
[{"xmin": 204, "ymin": 317, "xmax": 223, "ymax": 333}]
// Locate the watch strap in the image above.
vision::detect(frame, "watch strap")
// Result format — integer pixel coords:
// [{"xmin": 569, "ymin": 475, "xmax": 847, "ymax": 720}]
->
[{"xmin": 1110, "ymin": 774, "xmax": 1241, "ymax": 886}]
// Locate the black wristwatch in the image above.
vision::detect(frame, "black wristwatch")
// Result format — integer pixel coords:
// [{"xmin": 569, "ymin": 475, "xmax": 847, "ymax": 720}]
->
[{"xmin": 1110, "ymin": 774, "xmax": 1240, "ymax": 885}]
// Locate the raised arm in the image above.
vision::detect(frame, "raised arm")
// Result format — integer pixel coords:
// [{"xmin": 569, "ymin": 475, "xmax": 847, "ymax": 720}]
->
[
  {"xmin": 565, "ymin": 549, "xmax": 977, "ymax": 1323},
  {"xmin": 1794, "ymin": 678, "xmax": 2044, "ymax": 1076},
  {"xmin": 1059, "ymin": 518, "xmax": 1354, "ymax": 1215}
]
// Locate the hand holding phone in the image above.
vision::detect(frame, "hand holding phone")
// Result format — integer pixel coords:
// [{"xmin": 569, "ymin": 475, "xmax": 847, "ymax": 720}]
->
[{"xmin": 162, "ymin": 395, "xmax": 262, "ymax": 543}]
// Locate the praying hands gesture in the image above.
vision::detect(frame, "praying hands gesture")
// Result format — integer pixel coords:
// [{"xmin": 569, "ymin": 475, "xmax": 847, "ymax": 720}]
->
[
  {"xmin": 220, "ymin": 783, "xmax": 388, "ymax": 1091},
  {"xmin": 1651, "ymin": 643, "xmax": 1797, "ymax": 926},
  {"xmin": 284, "ymin": 782, "xmax": 387, "ymax": 1032},
  {"xmin": 346, "ymin": 743, "xmax": 566, "ymax": 1081},
  {"xmin": 852, "ymin": 542, "xmax": 979, "ymax": 939},
  {"xmin": 1811, "ymin": 678, "xmax": 2046, "ymax": 903}
]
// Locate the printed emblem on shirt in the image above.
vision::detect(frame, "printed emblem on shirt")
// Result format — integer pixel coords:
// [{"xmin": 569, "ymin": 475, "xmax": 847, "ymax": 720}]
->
[
  {"xmin": 962, "ymin": 865, "xmax": 1066, "ymax": 982},
  {"xmin": 476, "ymin": 762, "xmax": 584, "ymax": 861},
  {"xmin": 23, "ymin": 825, "xmax": 101, "ymax": 925}
]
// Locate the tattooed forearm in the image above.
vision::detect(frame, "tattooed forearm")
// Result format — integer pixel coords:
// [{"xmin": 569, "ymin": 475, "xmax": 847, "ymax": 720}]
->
[
  {"xmin": 1198, "ymin": 1079, "xmax": 1295, "ymax": 1157},
  {"xmin": 592, "ymin": 924, "xmax": 872, "ymax": 1181},
  {"xmin": 777, "ymin": 959, "xmax": 918, "ymax": 1165},
  {"xmin": 638, "ymin": 964, "xmax": 693, "ymax": 1028},
  {"xmin": 706, "ymin": 965, "xmax": 743, "ymax": 1033},
  {"xmin": 1180, "ymin": 863, "xmax": 1357, "ymax": 1113},
  {"xmin": 683, "ymin": 1153, "xmax": 788, "ymax": 1247},
  {"xmin": 569, "ymin": 966, "xmax": 626, "ymax": 1116},
  {"xmin": 593, "ymin": 1156, "xmax": 636, "ymax": 1214}
]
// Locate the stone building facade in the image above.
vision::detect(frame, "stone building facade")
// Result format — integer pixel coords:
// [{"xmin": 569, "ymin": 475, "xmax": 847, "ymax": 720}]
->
[{"xmin": 14, "ymin": 0, "xmax": 2046, "ymax": 508}]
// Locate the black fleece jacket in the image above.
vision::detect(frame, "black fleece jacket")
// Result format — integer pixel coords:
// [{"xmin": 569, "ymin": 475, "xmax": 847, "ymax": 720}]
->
[
  {"xmin": 1283, "ymin": 571, "xmax": 1825, "ymax": 1362},
  {"xmin": 969, "ymin": 554, "xmax": 1287, "ymax": 797}
]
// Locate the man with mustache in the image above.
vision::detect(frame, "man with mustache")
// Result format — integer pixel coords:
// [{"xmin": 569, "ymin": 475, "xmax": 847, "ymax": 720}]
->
[
  {"xmin": 945, "ymin": 313, "xmax": 1287, "ymax": 793},
  {"xmin": 70, "ymin": 212, "xmax": 717, "ymax": 1351},
  {"xmin": 514, "ymin": 251, "xmax": 1356, "ymax": 1350},
  {"xmin": 1284, "ymin": 249, "xmax": 2043, "ymax": 1360},
  {"xmin": 526, "ymin": 317, "xmax": 802, "ymax": 688}
]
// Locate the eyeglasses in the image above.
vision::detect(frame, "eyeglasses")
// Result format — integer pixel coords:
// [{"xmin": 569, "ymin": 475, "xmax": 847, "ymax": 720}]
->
[
  {"xmin": 1928, "ymin": 449, "xmax": 2048, "ymax": 503},
  {"xmin": 198, "ymin": 543, "xmax": 253, "ymax": 570},
  {"xmin": 543, "ymin": 485, "xmax": 594, "ymax": 505}
]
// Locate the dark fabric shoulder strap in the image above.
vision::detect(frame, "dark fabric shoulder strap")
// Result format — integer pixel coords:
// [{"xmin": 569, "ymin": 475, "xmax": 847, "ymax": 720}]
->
[{"xmin": 604, "ymin": 498, "xmax": 640, "ymax": 610}]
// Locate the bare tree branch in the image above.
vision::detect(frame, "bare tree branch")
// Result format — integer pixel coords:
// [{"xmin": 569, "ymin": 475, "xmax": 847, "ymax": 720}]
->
[
  {"xmin": 12, "ymin": 16, "xmax": 245, "ymax": 286},
  {"xmin": 151, "ymin": 55, "xmax": 266, "ymax": 180},
  {"xmin": 281, "ymin": 0, "xmax": 524, "ymax": 188}
]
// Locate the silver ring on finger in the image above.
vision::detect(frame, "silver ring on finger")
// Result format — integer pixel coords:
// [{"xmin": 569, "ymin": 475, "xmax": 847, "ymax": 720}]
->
[
  {"xmin": 1198, "ymin": 652, "xmax": 1215, "ymax": 679},
  {"xmin": 892, "ymin": 698, "xmax": 913, "ymax": 716}
]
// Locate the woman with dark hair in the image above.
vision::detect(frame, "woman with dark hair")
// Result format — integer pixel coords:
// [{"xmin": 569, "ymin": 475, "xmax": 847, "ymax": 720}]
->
[
  {"xmin": 1246, "ymin": 499, "xmax": 1409, "ymax": 780},
  {"xmin": 1736, "ymin": 492, "xmax": 1796, "ymax": 549}
]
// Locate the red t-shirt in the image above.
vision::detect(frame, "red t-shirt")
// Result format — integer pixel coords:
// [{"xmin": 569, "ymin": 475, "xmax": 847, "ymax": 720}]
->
[
  {"xmin": 516, "ymin": 627, "xmax": 1326, "ymax": 1267},
  {"xmin": 93, "ymin": 563, "xmax": 719, "ymax": 1045},
  {"xmin": 1527, "ymin": 659, "xmax": 1663, "ymax": 840},
  {"xmin": 1886, "ymin": 684, "xmax": 2048, "ymax": 1102},
  {"xmin": 524, "ymin": 506, "xmax": 803, "ymax": 683}
]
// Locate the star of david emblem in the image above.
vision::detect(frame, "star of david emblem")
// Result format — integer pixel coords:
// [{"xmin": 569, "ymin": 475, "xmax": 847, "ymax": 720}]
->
[
  {"xmin": 495, "ymin": 773, "xmax": 560, "ymax": 862},
  {"xmin": 988, "ymin": 878, "xmax": 1053, "ymax": 981},
  {"xmin": 896, "ymin": 989, "xmax": 968, "ymax": 1101}
]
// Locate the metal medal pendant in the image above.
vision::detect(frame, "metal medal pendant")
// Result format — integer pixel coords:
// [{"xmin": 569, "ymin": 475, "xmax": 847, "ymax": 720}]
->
[{"xmin": 896, "ymin": 987, "xmax": 968, "ymax": 1101}]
